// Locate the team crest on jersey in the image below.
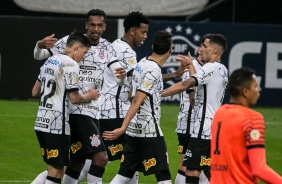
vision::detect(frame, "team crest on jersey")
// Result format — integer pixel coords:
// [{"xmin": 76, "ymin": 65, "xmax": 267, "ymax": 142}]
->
[
  {"xmin": 143, "ymin": 158, "xmax": 156, "ymax": 171},
  {"xmin": 142, "ymin": 80, "xmax": 152, "ymax": 89},
  {"xmin": 250, "ymin": 129, "xmax": 260, "ymax": 140},
  {"xmin": 128, "ymin": 58, "xmax": 137, "ymax": 66},
  {"xmin": 89, "ymin": 134, "xmax": 101, "ymax": 147},
  {"xmin": 98, "ymin": 49, "xmax": 105, "ymax": 59}
]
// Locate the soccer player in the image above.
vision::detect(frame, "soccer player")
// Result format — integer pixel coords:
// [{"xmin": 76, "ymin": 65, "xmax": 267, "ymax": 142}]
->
[
  {"xmin": 103, "ymin": 30, "xmax": 174, "ymax": 184},
  {"xmin": 97, "ymin": 11, "xmax": 150, "ymax": 184},
  {"xmin": 32, "ymin": 9, "xmax": 127, "ymax": 184},
  {"xmin": 210, "ymin": 67, "xmax": 282, "ymax": 184},
  {"xmin": 32, "ymin": 30, "xmax": 100, "ymax": 184},
  {"xmin": 162, "ymin": 34, "xmax": 228, "ymax": 184},
  {"xmin": 174, "ymin": 45, "xmax": 209, "ymax": 184}
]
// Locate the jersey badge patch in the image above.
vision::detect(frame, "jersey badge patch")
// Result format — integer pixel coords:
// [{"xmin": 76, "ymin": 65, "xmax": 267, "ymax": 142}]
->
[
  {"xmin": 142, "ymin": 80, "xmax": 152, "ymax": 89},
  {"xmin": 250, "ymin": 129, "xmax": 260, "ymax": 140}
]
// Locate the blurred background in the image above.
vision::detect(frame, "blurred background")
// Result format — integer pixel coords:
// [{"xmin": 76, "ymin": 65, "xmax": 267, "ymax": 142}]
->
[{"xmin": 1, "ymin": 0, "xmax": 282, "ymax": 106}]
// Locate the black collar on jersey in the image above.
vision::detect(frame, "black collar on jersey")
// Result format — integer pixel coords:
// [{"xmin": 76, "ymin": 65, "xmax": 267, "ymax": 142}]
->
[
  {"xmin": 146, "ymin": 56, "xmax": 161, "ymax": 68},
  {"xmin": 121, "ymin": 37, "xmax": 127, "ymax": 43},
  {"xmin": 196, "ymin": 58, "xmax": 204, "ymax": 66}
]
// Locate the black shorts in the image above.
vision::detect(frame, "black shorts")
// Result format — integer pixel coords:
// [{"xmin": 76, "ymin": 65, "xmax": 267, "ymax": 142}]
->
[
  {"xmin": 119, "ymin": 135, "xmax": 170, "ymax": 176},
  {"xmin": 69, "ymin": 114, "xmax": 106, "ymax": 159},
  {"xmin": 182, "ymin": 137, "xmax": 211, "ymax": 171},
  {"xmin": 100, "ymin": 118, "xmax": 125, "ymax": 161},
  {"xmin": 177, "ymin": 133, "xmax": 191, "ymax": 154},
  {"xmin": 35, "ymin": 130, "xmax": 70, "ymax": 166}
]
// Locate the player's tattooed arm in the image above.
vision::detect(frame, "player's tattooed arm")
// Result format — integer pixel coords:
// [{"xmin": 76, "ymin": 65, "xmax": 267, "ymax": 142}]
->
[
  {"xmin": 69, "ymin": 88, "xmax": 100, "ymax": 104},
  {"xmin": 161, "ymin": 77, "xmax": 196, "ymax": 97}
]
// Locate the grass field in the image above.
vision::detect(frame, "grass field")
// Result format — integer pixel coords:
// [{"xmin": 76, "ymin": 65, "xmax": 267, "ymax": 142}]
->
[{"xmin": 0, "ymin": 100, "xmax": 282, "ymax": 183}]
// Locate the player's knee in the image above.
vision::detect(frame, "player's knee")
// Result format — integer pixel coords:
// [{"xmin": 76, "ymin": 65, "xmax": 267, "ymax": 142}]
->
[
  {"xmin": 186, "ymin": 169, "xmax": 201, "ymax": 176},
  {"xmin": 92, "ymin": 151, "xmax": 108, "ymax": 167}
]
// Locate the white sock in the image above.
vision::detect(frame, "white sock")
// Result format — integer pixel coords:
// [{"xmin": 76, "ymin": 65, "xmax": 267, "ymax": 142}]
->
[
  {"xmin": 77, "ymin": 159, "xmax": 92, "ymax": 182},
  {"xmin": 62, "ymin": 174, "xmax": 77, "ymax": 184},
  {"xmin": 158, "ymin": 180, "xmax": 172, "ymax": 184},
  {"xmin": 110, "ymin": 174, "xmax": 131, "ymax": 184},
  {"xmin": 199, "ymin": 172, "xmax": 209, "ymax": 184},
  {"xmin": 174, "ymin": 173, "xmax": 185, "ymax": 184},
  {"xmin": 87, "ymin": 174, "xmax": 102, "ymax": 184},
  {"xmin": 31, "ymin": 170, "xmax": 48, "ymax": 184},
  {"xmin": 127, "ymin": 171, "xmax": 139, "ymax": 184}
]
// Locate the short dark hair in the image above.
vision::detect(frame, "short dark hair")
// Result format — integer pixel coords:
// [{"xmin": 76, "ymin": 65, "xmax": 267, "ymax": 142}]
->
[
  {"xmin": 205, "ymin": 34, "xmax": 227, "ymax": 52},
  {"xmin": 86, "ymin": 9, "xmax": 106, "ymax": 21},
  {"xmin": 228, "ymin": 67, "xmax": 255, "ymax": 97},
  {"xmin": 152, "ymin": 30, "xmax": 172, "ymax": 55},
  {"xmin": 123, "ymin": 11, "xmax": 150, "ymax": 33},
  {"xmin": 67, "ymin": 30, "xmax": 90, "ymax": 48}
]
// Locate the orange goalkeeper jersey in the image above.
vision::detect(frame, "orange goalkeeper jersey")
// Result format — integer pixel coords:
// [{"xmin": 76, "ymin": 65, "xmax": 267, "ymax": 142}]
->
[{"xmin": 210, "ymin": 103, "xmax": 265, "ymax": 184}]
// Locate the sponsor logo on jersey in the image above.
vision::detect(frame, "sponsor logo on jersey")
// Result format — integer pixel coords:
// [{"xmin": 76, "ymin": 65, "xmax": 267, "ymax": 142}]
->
[
  {"xmin": 178, "ymin": 145, "xmax": 183, "ymax": 153},
  {"xmin": 45, "ymin": 59, "xmax": 62, "ymax": 67},
  {"xmin": 47, "ymin": 149, "xmax": 59, "ymax": 159},
  {"xmin": 211, "ymin": 164, "xmax": 228, "ymax": 171},
  {"xmin": 80, "ymin": 65, "xmax": 97, "ymax": 70},
  {"xmin": 70, "ymin": 141, "xmax": 82, "ymax": 154},
  {"xmin": 135, "ymin": 65, "xmax": 143, "ymax": 74},
  {"xmin": 200, "ymin": 157, "xmax": 211, "ymax": 166},
  {"xmin": 143, "ymin": 158, "xmax": 156, "ymax": 171},
  {"xmin": 250, "ymin": 129, "xmax": 260, "ymax": 140},
  {"xmin": 36, "ymin": 116, "xmax": 50, "ymax": 123},
  {"xmin": 89, "ymin": 134, "xmax": 101, "ymax": 147},
  {"xmin": 109, "ymin": 144, "xmax": 123, "ymax": 156},
  {"xmin": 98, "ymin": 49, "xmax": 105, "ymax": 59}
]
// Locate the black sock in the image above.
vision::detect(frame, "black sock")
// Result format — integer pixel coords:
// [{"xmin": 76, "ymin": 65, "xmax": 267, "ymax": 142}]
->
[
  {"xmin": 178, "ymin": 169, "xmax": 185, "ymax": 176},
  {"xmin": 186, "ymin": 175, "xmax": 199, "ymax": 184},
  {"xmin": 88, "ymin": 164, "xmax": 105, "ymax": 178},
  {"xmin": 46, "ymin": 176, "xmax": 61, "ymax": 183},
  {"xmin": 65, "ymin": 167, "xmax": 81, "ymax": 179}
]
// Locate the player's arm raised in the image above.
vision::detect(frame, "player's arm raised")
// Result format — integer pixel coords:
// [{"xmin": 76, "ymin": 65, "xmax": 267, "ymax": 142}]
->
[{"xmin": 34, "ymin": 34, "xmax": 57, "ymax": 60}]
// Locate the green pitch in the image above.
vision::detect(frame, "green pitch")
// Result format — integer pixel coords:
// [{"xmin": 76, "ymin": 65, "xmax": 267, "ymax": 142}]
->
[{"xmin": 0, "ymin": 100, "xmax": 281, "ymax": 183}]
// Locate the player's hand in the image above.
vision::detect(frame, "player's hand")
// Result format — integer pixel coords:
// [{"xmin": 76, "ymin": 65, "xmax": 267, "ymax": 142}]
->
[
  {"xmin": 115, "ymin": 67, "xmax": 127, "ymax": 79},
  {"xmin": 37, "ymin": 34, "xmax": 58, "ymax": 49},
  {"xmin": 174, "ymin": 52, "xmax": 193, "ymax": 77},
  {"xmin": 103, "ymin": 128, "xmax": 124, "ymax": 140},
  {"xmin": 87, "ymin": 88, "xmax": 100, "ymax": 100}
]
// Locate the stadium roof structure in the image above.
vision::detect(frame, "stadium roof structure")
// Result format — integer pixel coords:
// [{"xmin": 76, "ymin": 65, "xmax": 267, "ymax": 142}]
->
[{"xmin": 13, "ymin": 0, "xmax": 209, "ymax": 17}]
